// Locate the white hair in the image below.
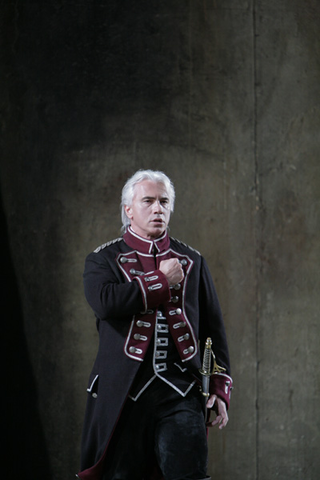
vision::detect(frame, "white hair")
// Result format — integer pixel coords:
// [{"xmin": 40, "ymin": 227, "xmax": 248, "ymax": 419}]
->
[{"xmin": 121, "ymin": 169, "xmax": 175, "ymax": 231}]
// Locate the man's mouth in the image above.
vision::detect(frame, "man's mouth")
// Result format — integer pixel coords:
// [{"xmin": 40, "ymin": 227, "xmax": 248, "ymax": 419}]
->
[{"xmin": 151, "ymin": 219, "xmax": 164, "ymax": 224}]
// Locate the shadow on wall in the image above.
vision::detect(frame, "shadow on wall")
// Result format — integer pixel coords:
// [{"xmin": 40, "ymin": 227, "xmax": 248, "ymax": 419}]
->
[{"xmin": 1, "ymin": 188, "xmax": 52, "ymax": 480}]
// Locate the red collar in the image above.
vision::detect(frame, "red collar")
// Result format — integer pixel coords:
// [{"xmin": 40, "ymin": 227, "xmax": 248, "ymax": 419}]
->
[{"xmin": 123, "ymin": 226, "xmax": 170, "ymax": 254}]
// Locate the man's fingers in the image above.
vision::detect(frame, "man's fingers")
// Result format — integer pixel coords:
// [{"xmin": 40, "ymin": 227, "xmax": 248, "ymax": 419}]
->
[
  {"xmin": 219, "ymin": 413, "xmax": 229, "ymax": 429},
  {"xmin": 206, "ymin": 415, "xmax": 228, "ymax": 429},
  {"xmin": 159, "ymin": 258, "xmax": 184, "ymax": 285},
  {"xmin": 206, "ymin": 396, "xmax": 229, "ymax": 429}
]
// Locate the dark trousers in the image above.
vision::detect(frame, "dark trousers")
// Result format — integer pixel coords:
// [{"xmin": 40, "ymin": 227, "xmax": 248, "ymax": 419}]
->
[{"xmin": 103, "ymin": 378, "xmax": 209, "ymax": 480}]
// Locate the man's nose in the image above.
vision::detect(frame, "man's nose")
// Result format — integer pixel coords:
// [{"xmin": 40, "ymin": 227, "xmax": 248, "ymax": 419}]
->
[{"xmin": 153, "ymin": 200, "xmax": 163, "ymax": 212}]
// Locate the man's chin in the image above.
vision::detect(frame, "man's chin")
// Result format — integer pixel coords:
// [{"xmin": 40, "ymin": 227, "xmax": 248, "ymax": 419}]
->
[{"xmin": 148, "ymin": 225, "xmax": 166, "ymax": 238}]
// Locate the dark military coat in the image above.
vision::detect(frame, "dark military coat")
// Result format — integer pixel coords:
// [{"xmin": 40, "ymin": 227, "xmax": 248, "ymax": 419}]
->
[{"xmin": 77, "ymin": 227, "xmax": 233, "ymax": 480}]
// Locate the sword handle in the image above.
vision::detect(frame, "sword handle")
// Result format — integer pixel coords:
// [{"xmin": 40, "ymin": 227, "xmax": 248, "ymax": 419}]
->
[
  {"xmin": 199, "ymin": 338, "xmax": 213, "ymax": 376},
  {"xmin": 199, "ymin": 338, "xmax": 212, "ymax": 397},
  {"xmin": 199, "ymin": 337, "xmax": 227, "ymax": 398}
]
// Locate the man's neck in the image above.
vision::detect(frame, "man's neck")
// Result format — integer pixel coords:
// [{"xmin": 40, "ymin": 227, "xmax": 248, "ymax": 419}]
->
[{"xmin": 123, "ymin": 226, "xmax": 170, "ymax": 254}]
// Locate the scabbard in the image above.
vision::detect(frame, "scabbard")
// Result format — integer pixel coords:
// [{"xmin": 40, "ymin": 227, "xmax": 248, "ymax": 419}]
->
[{"xmin": 201, "ymin": 375, "xmax": 210, "ymax": 399}]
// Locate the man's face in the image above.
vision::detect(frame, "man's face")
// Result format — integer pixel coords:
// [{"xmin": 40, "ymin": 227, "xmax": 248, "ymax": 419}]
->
[{"xmin": 124, "ymin": 180, "xmax": 171, "ymax": 239}]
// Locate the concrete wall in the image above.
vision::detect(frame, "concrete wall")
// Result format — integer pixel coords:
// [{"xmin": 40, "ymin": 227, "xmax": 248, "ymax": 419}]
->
[{"xmin": 1, "ymin": 1, "xmax": 319, "ymax": 479}]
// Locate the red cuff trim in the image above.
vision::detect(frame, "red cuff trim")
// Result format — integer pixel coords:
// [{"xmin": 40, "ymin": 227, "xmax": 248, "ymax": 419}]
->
[
  {"xmin": 209, "ymin": 373, "xmax": 233, "ymax": 410},
  {"xmin": 134, "ymin": 270, "xmax": 170, "ymax": 311}
]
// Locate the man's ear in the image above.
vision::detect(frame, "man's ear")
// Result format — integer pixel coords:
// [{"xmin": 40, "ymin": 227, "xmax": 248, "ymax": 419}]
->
[{"xmin": 124, "ymin": 205, "xmax": 133, "ymax": 219}]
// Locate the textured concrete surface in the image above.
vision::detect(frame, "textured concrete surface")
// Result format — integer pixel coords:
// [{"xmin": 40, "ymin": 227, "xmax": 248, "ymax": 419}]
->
[
  {"xmin": 255, "ymin": 3, "xmax": 320, "ymax": 478},
  {"xmin": 1, "ymin": 1, "xmax": 319, "ymax": 479}
]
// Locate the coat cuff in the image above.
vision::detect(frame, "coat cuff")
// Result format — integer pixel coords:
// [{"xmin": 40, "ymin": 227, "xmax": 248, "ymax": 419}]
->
[
  {"xmin": 209, "ymin": 373, "xmax": 233, "ymax": 410},
  {"xmin": 134, "ymin": 270, "xmax": 171, "ymax": 312}
]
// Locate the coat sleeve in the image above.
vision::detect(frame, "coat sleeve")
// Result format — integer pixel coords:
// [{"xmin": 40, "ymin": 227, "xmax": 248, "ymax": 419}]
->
[
  {"xmin": 83, "ymin": 251, "xmax": 170, "ymax": 320},
  {"xmin": 198, "ymin": 256, "xmax": 233, "ymax": 408}
]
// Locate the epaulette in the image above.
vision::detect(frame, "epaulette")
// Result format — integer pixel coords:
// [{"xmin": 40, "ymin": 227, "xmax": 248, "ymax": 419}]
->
[
  {"xmin": 170, "ymin": 237, "xmax": 201, "ymax": 256},
  {"xmin": 93, "ymin": 237, "xmax": 123, "ymax": 253}
]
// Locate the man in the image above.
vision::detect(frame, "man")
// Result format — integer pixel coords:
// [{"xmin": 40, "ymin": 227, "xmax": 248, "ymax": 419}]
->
[{"xmin": 77, "ymin": 170, "xmax": 233, "ymax": 480}]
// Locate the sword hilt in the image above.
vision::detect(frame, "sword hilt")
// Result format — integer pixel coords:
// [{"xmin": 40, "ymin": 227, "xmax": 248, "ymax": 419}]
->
[
  {"xmin": 199, "ymin": 337, "xmax": 213, "ymax": 376},
  {"xmin": 199, "ymin": 337, "xmax": 227, "ymax": 398}
]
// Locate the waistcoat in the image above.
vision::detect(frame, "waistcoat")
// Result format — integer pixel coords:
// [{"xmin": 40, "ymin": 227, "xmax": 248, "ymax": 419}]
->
[{"xmin": 119, "ymin": 227, "xmax": 198, "ymax": 398}]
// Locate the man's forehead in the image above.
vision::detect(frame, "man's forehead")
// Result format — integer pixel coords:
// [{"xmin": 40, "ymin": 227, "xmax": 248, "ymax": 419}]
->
[{"xmin": 134, "ymin": 180, "xmax": 169, "ymax": 198}]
